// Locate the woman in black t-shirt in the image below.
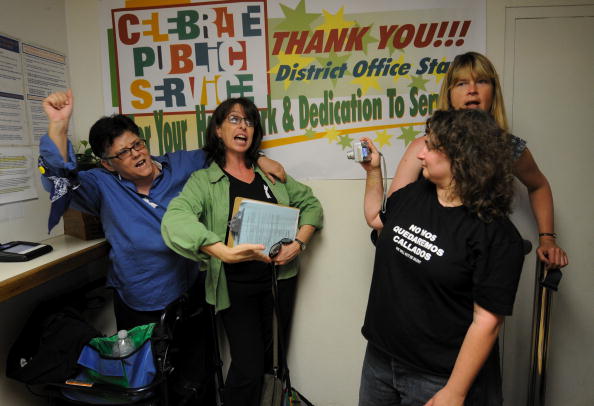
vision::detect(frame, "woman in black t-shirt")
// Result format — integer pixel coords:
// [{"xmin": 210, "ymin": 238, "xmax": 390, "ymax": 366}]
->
[{"xmin": 358, "ymin": 109, "xmax": 524, "ymax": 406}]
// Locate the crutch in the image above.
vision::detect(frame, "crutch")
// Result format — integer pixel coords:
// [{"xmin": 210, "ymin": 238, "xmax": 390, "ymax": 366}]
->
[{"xmin": 526, "ymin": 257, "xmax": 563, "ymax": 406}]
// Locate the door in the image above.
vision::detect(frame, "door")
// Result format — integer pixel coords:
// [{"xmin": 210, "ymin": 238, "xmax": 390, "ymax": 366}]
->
[{"xmin": 502, "ymin": 5, "xmax": 594, "ymax": 405}]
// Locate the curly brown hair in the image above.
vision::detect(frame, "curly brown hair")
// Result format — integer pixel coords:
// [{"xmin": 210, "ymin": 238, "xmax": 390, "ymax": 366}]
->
[{"xmin": 428, "ymin": 109, "xmax": 514, "ymax": 222}]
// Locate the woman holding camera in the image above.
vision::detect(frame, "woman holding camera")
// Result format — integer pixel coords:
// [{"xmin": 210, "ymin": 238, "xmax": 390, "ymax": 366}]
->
[
  {"xmin": 389, "ymin": 51, "xmax": 567, "ymax": 269},
  {"xmin": 161, "ymin": 97, "xmax": 322, "ymax": 406},
  {"xmin": 358, "ymin": 109, "xmax": 524, "ymax": 406}
]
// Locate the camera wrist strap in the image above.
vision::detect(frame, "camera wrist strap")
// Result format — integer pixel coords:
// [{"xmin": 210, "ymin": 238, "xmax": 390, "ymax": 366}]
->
[{"xmin": 380, "ymin": 152, "xmax": 387, "ymax": 214}]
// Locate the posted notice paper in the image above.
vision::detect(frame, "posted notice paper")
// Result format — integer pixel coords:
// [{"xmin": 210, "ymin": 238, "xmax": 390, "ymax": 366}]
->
[{"xmin": 0, "ymin": 147, "xmax": 37, "ymax": 204}]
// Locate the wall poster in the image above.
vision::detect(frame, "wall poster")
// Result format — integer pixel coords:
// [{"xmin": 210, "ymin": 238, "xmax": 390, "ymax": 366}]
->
[{"xmin": 99, "ymin": 0, "xmax": 485, "ymax": 179}]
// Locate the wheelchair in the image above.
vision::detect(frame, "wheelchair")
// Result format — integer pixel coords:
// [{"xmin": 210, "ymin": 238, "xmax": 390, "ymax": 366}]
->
[{"xmin": 28, "ymin": 292, "xmax": 219, "ymax": 406}]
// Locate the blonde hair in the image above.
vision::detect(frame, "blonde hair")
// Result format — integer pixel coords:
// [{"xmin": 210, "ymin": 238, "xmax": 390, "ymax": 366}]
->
[{"xmin": 437, "ymin": 52, "xmax": 508, "ymax": 132}]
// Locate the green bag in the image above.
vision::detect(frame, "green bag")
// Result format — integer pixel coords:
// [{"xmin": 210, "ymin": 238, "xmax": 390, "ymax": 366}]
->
[
  {"xmin": 77, "ymin": 323, "xmax": 156, "ymax": 388},
  {"xmin": 87, "ymin": 323, "xmax": 155, "ymax": 356}
]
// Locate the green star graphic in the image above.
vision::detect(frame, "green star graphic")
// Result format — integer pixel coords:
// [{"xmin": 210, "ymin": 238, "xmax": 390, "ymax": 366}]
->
[
  {"xmin": 408, "ymin": 75, "xmax": 430, "ymax": 91},
  {"xmin": 316, "ymin": 52, "xmax": 351, "ymax": 87},
  {"xmin": 276, "ymin": 0, "xmax": 321, "ymax": 31},
  {"xmin": 375, "ymin": 129, "xmax": 393, "ymax": 148},
  {"xmin": 387, "ymin": 42, "xmax": 406, "ymax": 56},
  {"xmin": 385, "ymin": 30, "xmax": 407, "ymax": 56},
  {"xmin": 303, "ymin": 128, "xmax": 317, "ymax": 138},
  {"xmin": 353, "ymin": 22, "xmax": 379, "ymax": 55},
  {"xmin": 338, "ymin": 134, "xmax": 354, "ymax": 149},
  {"xmin": 397, "ymin": 126, "xmax": 421, "ymax": 146}
]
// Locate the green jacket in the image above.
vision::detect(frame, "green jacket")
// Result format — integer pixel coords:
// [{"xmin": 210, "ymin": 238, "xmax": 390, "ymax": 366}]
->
[{"xmin": 161, "ymin": 162, "xmax": 323, "ymax": 311}]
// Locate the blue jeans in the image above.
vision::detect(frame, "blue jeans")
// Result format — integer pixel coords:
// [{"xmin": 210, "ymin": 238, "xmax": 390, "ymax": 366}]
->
[{"xmin": 358, "ymin": 343, "xmax": 503, "ymax": 406}]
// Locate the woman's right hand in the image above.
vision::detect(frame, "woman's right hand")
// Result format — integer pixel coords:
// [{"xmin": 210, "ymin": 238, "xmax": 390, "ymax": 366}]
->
[
  {"xmin": 358, "ymin": 136, "xmax": 381, "ymax": 172},
  {"xmin": 43, "ymin": 89, "xmax": 73, "ymax": 126},
  {"xmin": 43, "ymin": 89, "xmax": 73, "ymax": 162},
  {"xmin": 202, "ymin": 242, "xmax": 271, "ymax": 264}
]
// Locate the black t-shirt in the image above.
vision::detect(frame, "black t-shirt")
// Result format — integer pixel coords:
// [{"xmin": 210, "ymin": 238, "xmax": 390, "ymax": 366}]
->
[
  {"xmin": 362, "ymin": 179, "xmax": 524, "ymax": 376},
  {"xmin": 224, "ymin": 170, "xmax": 277, "ymax": 284}
]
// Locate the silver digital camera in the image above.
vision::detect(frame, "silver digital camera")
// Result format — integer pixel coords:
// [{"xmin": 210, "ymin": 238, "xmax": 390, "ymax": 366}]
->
[{"xmin": 346, "ymin": 141, "xmax": 371, "ymax": 162}]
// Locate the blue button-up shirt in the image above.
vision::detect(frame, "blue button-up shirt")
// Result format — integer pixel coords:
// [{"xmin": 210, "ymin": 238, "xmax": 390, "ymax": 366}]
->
[{"xmin": 39, "ymin": 135, "xmax": 207, "ymax": 311}]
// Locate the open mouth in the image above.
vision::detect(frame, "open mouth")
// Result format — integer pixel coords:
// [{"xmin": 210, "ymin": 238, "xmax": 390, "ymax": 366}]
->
[
  {"xmin": 234, "ymin": 134, "xmax": 248, "ymax": 143},
  {"xmin": 135, "ymin": 159, "xmax": 146, "ymax": 168},
  {"xmin": 464, "ymin": 100, "xmax": 481, "ymax": 108}
]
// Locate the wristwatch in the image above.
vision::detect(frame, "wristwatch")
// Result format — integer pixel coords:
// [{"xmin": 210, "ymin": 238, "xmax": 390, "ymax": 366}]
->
[{"xmin": 294, "ymin": 238, "xmax": 307, "ymax": 251}]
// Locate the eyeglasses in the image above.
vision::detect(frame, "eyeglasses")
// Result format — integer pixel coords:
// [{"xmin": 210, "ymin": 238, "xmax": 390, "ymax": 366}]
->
[
  {"xmin": 103, "ymin": 139, "xmax": 147, "ymax": 160},
  {"xmin": 269, "ymin": 238, "xmax": 293, "ymax": 259},
  {"xmin": 226, "ymin": 115, "xmax": 254, "ymax": 127}
]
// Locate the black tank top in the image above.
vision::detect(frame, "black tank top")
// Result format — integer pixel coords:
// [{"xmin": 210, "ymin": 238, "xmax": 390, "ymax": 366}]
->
[{"xmin": 223, "ymin": 169, "xmax": 277, "ymax": 284}]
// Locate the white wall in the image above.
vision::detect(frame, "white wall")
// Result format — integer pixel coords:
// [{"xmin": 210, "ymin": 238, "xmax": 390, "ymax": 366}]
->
[
  {"xmin": 0, "ymin": 1, "xmax": 590, "ymax": 405},
  {"xmin": 0, "ymin": 0, "xmax": 67, "ymax": 244},
  {"xmin": 64, "ymin": 0, "xmax": 105, "ymax": 147}
]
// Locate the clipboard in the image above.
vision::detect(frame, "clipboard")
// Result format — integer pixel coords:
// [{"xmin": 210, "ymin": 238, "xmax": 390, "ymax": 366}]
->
[{"xmin": 227, "ymin": 197, "xmax": 300, "ymax": 255}]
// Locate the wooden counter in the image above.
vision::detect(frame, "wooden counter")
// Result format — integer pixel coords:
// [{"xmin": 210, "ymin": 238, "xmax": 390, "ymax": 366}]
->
[{"xmin": 0, "ymin": 235, "xmax": 109, "ymax": 303}]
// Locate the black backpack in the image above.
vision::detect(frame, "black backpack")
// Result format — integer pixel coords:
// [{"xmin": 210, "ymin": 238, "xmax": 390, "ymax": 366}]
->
[{"xmin": 6, "ymin": 301, "xmax": 101, "ymax": 385}]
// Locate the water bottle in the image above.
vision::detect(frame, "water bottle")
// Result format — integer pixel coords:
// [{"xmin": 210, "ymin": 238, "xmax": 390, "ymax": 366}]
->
[{"xmin": 112, "ymin": 329, "xmax": 135, "ymax": 357}]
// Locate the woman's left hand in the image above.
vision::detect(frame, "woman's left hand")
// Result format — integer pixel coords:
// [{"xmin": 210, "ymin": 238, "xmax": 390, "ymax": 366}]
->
[
  {"xmin": 272, "ymin": 241, "xmax": 301, "ymax": 266},
  {"xmin": 424, "ymin": 387, "xmax": 464, "ymax": 406},
  {"xmin": 536, "ymin": 238, "xmax": 568, "ymax": 269},
  {"xmin": 257, "ymin": 156, "xmax": 287, "ymax": 184}
]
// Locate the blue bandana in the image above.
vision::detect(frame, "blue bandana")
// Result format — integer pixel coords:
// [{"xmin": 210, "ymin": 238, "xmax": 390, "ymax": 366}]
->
[{"xmin": 38, "ymin": 156, "xmax": 79, "ymax": 232}]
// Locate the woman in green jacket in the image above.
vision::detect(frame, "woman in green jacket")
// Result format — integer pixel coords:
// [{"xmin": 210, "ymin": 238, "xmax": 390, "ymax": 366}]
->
[{"xmin": 161, "ymin": 97, "xmax": 323, "ymax": 406}]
